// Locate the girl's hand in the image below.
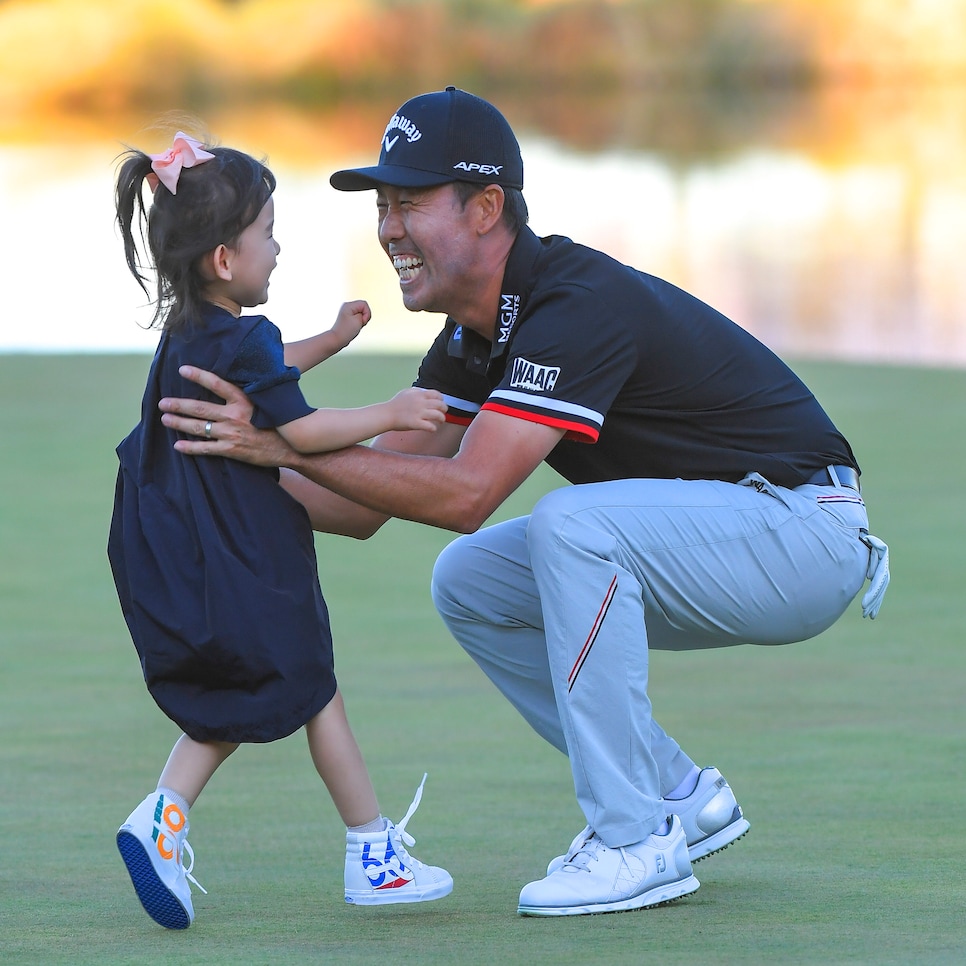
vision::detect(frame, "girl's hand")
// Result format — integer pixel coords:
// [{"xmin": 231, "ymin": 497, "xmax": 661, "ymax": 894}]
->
[
  {"xmin": 329, "ymin": 299, "xmax": 371, "ymax": 350},
  {"xmin": 387, "ymin": 387, "xmax": 448, "ymax": 433}
]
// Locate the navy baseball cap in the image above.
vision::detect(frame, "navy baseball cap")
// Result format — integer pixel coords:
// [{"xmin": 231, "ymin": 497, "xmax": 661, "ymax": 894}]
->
[{"xmin": 329, "ymin": 86, "xmax": 524, "ymax": 192}]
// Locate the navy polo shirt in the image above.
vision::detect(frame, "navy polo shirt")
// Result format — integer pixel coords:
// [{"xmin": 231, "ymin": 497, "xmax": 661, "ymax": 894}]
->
[{"xmin": 414, "ymin": 227, "xmax": 857, "ymax": 489}]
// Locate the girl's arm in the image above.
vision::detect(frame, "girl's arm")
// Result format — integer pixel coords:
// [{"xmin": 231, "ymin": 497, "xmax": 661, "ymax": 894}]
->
[
  {"xmin": 278, "ymin": 387, "xmax": 447, "ymax": 454},
  {"xmin": 284, "ymin": 300, "xmax": 371, "ymax": 373}
]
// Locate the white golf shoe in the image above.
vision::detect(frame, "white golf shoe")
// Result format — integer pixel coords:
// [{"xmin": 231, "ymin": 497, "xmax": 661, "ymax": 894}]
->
[
  {"xmin": 666, "ymin": 766, "xmax": 749, "ymax": 862},
  {"xmin": 518, "ymin": 815, "xmax": 698, "ymax": 917},
  {"xmin": 546, "ymin": 766, "xmax": 749, "ymax": 877}
]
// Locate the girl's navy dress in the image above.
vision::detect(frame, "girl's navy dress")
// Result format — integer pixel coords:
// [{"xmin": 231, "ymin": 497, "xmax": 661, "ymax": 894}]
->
[{"xmin": 108, "ymin": 305, "xmax": 336, "ymax": 743}]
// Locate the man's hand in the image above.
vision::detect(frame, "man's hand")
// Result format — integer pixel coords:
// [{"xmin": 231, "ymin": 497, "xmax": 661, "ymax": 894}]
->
[{"xmin": 158, "ymin": 365, "xmax": 295, "ymax": 467}]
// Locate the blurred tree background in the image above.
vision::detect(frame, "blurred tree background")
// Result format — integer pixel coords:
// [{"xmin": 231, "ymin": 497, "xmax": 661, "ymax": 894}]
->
[
  {"xmin": 2, "ymin": 0, "xmax": 964, "ymax": 158},
  {"xmin": 3, "ymin": 0, "xmax": 964, "ymax": 362}
]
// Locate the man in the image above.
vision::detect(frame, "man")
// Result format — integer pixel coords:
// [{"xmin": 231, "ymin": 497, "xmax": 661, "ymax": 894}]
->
[{"xmin": 158, "ymin": 87, "xmax": 890, "ymax": 917}]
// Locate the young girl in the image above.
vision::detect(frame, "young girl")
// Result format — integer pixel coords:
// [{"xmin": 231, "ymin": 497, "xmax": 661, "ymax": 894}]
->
[{"xmin": 108, "ymin": 132, "xmax": 452, "ymax": 930}]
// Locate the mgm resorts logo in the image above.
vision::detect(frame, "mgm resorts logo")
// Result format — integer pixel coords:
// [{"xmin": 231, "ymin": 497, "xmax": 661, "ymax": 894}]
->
[
  {"xmin": 509, "ymin": 356, "xmax": 561, "ymax": 393},
  {"xmin": 498, "ymin": 293, "xmax": 520, "ymax": 343}
]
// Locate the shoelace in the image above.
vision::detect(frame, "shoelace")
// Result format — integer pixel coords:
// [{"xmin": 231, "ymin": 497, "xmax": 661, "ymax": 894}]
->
[
  {"xmin": 562, "ymin": 831, "xmax": 603, "ymax": 872},
  {"xmin": 561, "ymin": 831, "xmax": 641, "ymax": 876},
  {"xmin": 386, "ymin": 773, "xmax": 429, "ymax": 861},
  {"xmin": 181, "ymin": 839, "xmax": 208, "ymax": 895}
]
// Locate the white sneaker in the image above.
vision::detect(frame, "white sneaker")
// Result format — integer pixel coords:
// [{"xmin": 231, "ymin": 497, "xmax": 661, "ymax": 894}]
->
[
  {"xmin": 518, "ymin": 816, "xmax": 698, "ymax": 917},
  {"xmin": 667, "ymin": 766, "xmax": 749, "ymax": 862},
  {"xmin": 546, "ymin": 766, "xmax": 749, "ymax": 876},
  {"xmin": 116, "ymin": 791, "xmax": 206, "ymax": 929},
  {"xmin": 344, "ymin": 774, "xmax": 453, "ymax": 906}
]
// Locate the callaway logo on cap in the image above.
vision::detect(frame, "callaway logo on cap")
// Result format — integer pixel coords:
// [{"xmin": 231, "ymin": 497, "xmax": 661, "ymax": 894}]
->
[{"xmin": 330, "ymin": 86, "xmax": 524, "ymax": 191}]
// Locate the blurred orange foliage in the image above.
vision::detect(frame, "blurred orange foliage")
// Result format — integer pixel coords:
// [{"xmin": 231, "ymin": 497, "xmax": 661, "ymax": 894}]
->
[{"xmin": 1, "ymin": 0, "xmax": 965, "ymax": 158}]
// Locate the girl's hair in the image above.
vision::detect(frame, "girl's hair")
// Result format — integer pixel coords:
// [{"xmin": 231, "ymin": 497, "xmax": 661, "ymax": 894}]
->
[{"xmin": 115, "ymin": 141, "xmax": 276, "ymax": 331}]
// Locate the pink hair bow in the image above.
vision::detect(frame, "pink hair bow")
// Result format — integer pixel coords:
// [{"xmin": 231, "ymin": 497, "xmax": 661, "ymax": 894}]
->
[{"xmin": 148, "ymin": 132, "xmax": 215, "ymax": 195}]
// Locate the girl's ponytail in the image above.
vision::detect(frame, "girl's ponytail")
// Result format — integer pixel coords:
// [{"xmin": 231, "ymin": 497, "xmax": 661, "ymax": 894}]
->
[{"xmin": 114, "ymin": 151, "xmax": 155, "ymax": 298}]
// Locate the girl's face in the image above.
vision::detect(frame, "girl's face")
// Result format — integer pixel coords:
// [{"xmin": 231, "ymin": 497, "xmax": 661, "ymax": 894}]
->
[{"xmin": 209, "ymin": 197, "xmax": 280, "ymax": 314}]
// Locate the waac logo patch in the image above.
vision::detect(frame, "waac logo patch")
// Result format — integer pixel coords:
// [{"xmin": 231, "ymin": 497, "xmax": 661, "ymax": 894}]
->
[{"xmin": 509, "ymin": 357, "xmax": 561, "ymax": 392}]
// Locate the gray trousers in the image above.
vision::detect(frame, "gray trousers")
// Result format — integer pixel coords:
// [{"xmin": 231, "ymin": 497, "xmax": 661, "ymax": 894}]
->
[{"xmin": 431, "ymin": 474, "xmax": 875, "ymax": 848}]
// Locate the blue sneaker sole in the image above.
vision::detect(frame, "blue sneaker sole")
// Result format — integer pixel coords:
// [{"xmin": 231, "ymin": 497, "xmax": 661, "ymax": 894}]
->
[{"xmin": 117, "ymin": 830, "xmax": 191, "ymax": 930}]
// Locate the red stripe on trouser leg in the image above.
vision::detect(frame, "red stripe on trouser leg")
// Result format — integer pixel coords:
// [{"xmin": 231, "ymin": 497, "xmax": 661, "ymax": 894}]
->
[{"xmin": 568, "ymin": 573, "xmax": 617, "ymax": 691}]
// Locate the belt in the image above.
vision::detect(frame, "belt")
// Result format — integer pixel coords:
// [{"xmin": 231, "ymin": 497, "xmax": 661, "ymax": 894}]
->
[{"xmin": 806, "ymin": 465, "xmax": 860, "ymax": 492}]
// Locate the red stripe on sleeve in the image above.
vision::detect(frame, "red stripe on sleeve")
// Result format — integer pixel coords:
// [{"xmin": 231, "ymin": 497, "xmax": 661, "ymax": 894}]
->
[
  {"xmin": 481, "ymin": 401, "xmax": 599, "ymax": 443},
  {"xmin": 444, "ymin": 413, "xmax": 474, "ymax": 427}
]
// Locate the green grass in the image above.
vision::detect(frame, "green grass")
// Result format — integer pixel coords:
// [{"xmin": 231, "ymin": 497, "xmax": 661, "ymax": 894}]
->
[{"xmin": 1, "ymin": 353, "xmax": 963, "ymax": 965}]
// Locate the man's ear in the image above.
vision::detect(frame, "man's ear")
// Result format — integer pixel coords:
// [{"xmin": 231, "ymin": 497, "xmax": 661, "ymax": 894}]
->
[
  {"xmin": 199, "ymin": 244, "xmax": 233, "ymax": 282},
  {"xmin": 476, "ymin": 185, "xmax": 506, "ymax": 235}
]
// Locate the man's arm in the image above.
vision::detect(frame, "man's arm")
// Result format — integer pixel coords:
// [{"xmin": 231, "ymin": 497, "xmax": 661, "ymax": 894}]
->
[
  {"xmin": 279, "ymin": 467, "xmax": 390, "ymax": 539},
  {"xmin": 159, "ymin": 365, "xmax": 562, "ymax": 534},
  {"xmin": 292, "ymin": 408, "xmax": 561, "ymax": 533},
  {"xmin": 279, "ymin": 418, "xmax": 466, "ymax": 538}
]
